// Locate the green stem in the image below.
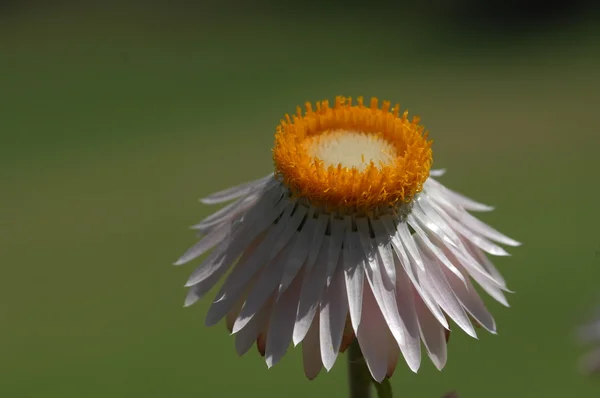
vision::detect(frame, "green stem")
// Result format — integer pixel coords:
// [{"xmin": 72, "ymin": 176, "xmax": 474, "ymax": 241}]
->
[
  {"xmin": 347, "ymin": 340, "xmax": 372, "ymax": 398},
  {"xmin": 347, "ymin": 340, "xmax": 394, "ymax": 398},
  {"xmin": 373, "ymin": 378, "xmax": 393, "ymax": 398}
]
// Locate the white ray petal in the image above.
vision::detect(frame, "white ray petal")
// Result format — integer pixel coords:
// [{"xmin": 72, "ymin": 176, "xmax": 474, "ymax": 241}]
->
[
  {"xmin": 302, "ymin": 313, "xmax": 323, "ymax": 380},
  {"xmin": 191, "ymin": 197, "xmax": 244, "ymax": 232},
  {"xmin": 319, "ymin": 260, "xmax": 348, "ymax": 371},
  {"xmin": 234, "ymin": 294, "xmax": 274, "ymax": 356},
  {"xmin": 359, "ymin": 231, "xmax": 421, "ymax": 372},
  {"xmin": 344, "ymin": 230, "xmax": 365, "ymax": 333},
  {"xmin": 432, "ymin": 202, "xmax": 511, "ymax": 256},
  {"xmin": 232, "ymin": 240, "xmax": 296, "ymax": 333},
  {"xmin": 414, "ymin": 236, "xmax": 477, "ymax": 338},
  {"xmin": 465, "ymin": 266, "xmax": 510, "ymax": 307},
  {"xmin": 413, "ymin": 287, "xmax": 447, "ymax": 370},
  {"xmin": 185, "ymin": 236, "xmax": 262, "ymax": 308},
  {"xmin": 307, "ymin": 213, "xmax": 330, "ymax": 269},
  {"xmin": 370, "ymin": 218, "xmax": 396, "ymax": 287},
  {"xmin": 396, "ymin": 222, "xmax": 426, "ymax": 271},
  {"xmin": 278, "ymin": 208, "xmax": 317, "ymax": 294},
  {"xmin": 414, "ymin": 197, "xmax": 463, "ymax": 249},
  {"xmin": 209, "ymin": 201, "xmax": 292, "ymax": 297},
  {"xmin": 200, "ymin": 174, "xmax": 274, "ymax": 204},
  {"xmin": 182, "ymin": 240, "xmax": 230, "ymax": 291},
  {"xmin": 265, "ymin": 268, "xmax": 304, "ymax": 368},
  {"xmin": 226, "ymin": 274, "xmax": 256, "ymax": 332},
  {"xmin": 356, "ymin": 282, "xmax": 390, "ymax": 383},
  {"xmin": 425, "ymin": 194, "xmax": 512, "ymax": 255},
  {"xmin": 429, "ymin": 168, "xmax": 446, "ymax": 177},
  {"xmin": 460, "ymin": 240, "xmax": 511, "ymax": 306},
  {"xmin": 293, "ymin": 237, "xmax": 331, "ymax": 345},
  {"xmin": 435, "ymin": 197, "xmax": 521, "ymax": 247},
  {"xmin": 202, "ymin": 231, "xmax": 274, "ymax": 325},
  {"xmin": 393, "ymin": 257, "xmax": 422, "ymax": 371},
  {"xmin": 355, "ymin": 220, "xmax": 422, "ymax": 370},
  {"xmin": 386, "ymin": 328, "xmax": 401, "ymax": 378},
  {"xmin": 440, "ymin": 261, "xmax": 496, "ymax": 333},
  {"xmin": 183, "ymin": 269, "xmax": 224, "ymax": 307},
  {"xmin": 463, "ymin": 238, "xmax": 507, "ymax": 286},
  {"xmin": 175, "ymin": 223, "xmax": 231, "ymax": 266},
  {"xmin": 355, "ymin": 217, "xmax": 376, "ymax": 271},
  {"xmin": 192, "ymin": 191, "xmax": 265, "ymax": 236},
  {"xmin": 408, "ymin": 214, "xmax": 467, "ymax": 286},
  {"xmin": 425, "ymin": 178, "xmax": 494, "ymax": 212},
  {"xmin": 441, "ymin": 238, "xmax": 509, "ymax": 291},
  {"xmin": 269, "ymin": 204, "xmax": 308, "ymax": 259},
  {"xmin": 327, "ymin": 217, "xmax": 345, "ymax": 284},
  {"xmin": 183, "ymin": 188, "xmax": 286, "ymax": 280},
  {"xmin": 382, "ymin": 215, "xmax": 449, "ymax": 329}
]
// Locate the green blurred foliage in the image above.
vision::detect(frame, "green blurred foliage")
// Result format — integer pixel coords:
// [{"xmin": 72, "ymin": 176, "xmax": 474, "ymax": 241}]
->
[{"xmin": 1, "ymin": 3, "xmax": 600, "ymax": 397}]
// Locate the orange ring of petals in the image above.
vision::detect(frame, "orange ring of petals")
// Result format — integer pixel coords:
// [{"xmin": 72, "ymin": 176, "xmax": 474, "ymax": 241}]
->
[{"xmin": 272, "ymin": 96, "xmax": 433, "ymax": 212}]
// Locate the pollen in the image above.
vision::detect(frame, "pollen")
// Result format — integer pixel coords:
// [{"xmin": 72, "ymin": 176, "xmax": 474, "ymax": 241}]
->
[{"xmin": 272, "ymin": 96, "xmax": 433, "ymax": 212}]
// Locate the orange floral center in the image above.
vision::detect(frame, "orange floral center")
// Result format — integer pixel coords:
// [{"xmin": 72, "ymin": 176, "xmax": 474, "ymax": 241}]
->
[{"xmin": 272, "ymin": 96, "xmax": 433, "ymax": 213}]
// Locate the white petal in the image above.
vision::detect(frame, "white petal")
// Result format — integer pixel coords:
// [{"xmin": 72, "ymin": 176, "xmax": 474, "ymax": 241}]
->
[
  {"xmin": 355, "ymin": 217, "xmax": 376, "ymax": 272},
  {"xmin": 293, "ymin": 237, "xmax": 331, "ymax": 345},
  {"xmin": 413, "ymin": 288, "xmax": 447, "ymax": 370},
  {"xmin": 460, "ymin": 241, "xmax": 511, "ymax": 306},
  {"xmin": 425, "ymin": 178, "xmax": 494, "ymax": 212},
  {"xmin": 344, "ymin": 230, "xmax": 365, "ymax": 333},
  {"xmin": 393, "ymin": 257, "xmax": 422, "ymax": 371},
  {"xmin": 278, "ymin": 208, "xmax": 317, "ymax": 293},
  {"xmin": 269, "ymin": 204, "xmax": 308, "ymax": 260},
  {"xmin": 408, "ymin": 214, "xmax": 467, "ymax": 286},
  {"xmin": 174, "ymin": 222, "xmax": 231, "ymax": 266},
  {"xmin": 440, "ymin": 257, "xmax": 496, "ymax": 333},
  {"xmin": 232, "ymin": 240, "xmax": 295, "ymax": 333},
  {"xmin": 307, "ymin": 213, "xmax": 330, "ymax": 269},
  {"xmin": 302, "ymin": 313, "xmax": 323, "ymax": 380},
  {"xmin": 429, "ymin": 169, "xmax": 446, "ymax": 177},
  {"xmin": 191, "ymin": 197, "xmax": 244, "ymax": 233},
  {"xmin": 577, "ymin": 320, "xmax": 600, "ymax": 344},
  {"xmin": 200, "ymin": 174, "xmax": 274, "ymax": 205},
  {"xmin": 356, "ymin": 282, "xmax": 389, "ymax": 383},
  {"xmin": 425, "ymin": 196, "xmax": 512, "ymax": 256},
  {"xmin": 413, "ymin": 198, "xmax": 463, "ymax": 249},
  {"xmin": 184, "ymin": 189, "xmax": 286, "ymax": 285},
  {"xmin": 319, "ymin": 260, "xmax": 348, "ymax": 371},
  {"xmin": 463, "ymin": 238, "xmax": 507, "ymax": 286},
  {"xmin": 183, "ymin": 269, "xmax": 223, "ymax": 307},
  {"xmin": 356, "ymin": 219, "xmax": 420, "ymax": 367},
  {"xmin": 440, "ymin": 199, "xmax": 521, "ymax": 247},
  {"xmin": 186, "ymin": 235, "xmax": 263, "ymax": 308},
  {"xmin": 210, "ymin": 201, "xmax": 290, "ymax": 297},
  {"xmin": 382, "ymin": 215, "xmax": 448, "ymax": 329},
  {"xmin": 360, "ymin": 234, "xmax": 421, "ymax": 372},
  {"xmin": 370, "ymin": 218, "xmax": 396, "ymax": 288},
  {"xmin": 265, "ymin": 267, "xmax": 304, "ymax": 368},
  {"xmin": 414, "ymin": 236, "xmax": 477, "ymax": 338},
  {"xmin": 395, "ymin": 221, "xmax": 426, "ymax": 271},
  {"xmin": 386, "ymin": 328, "xmax": 401, "ymax": 378},
  {"xmin": 226, "ymin": 276, "xmax": 255, "ymax": 332},
  {"xmin": 327, "ymin": 217, "xmax": 345, "ymax": 284},
  {"xmin": 202, "ymin": 231, "xmax": 272, "ymax": 325},
  {"xmin": 234, "ymin": 294, "xmax": 274, "ymax": 355},
  {"xmin": 442, "ymin": 238, "xmax": 509, "ymax": 291}
]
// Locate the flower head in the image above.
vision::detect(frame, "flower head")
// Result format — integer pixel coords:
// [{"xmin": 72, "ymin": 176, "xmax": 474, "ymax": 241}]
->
[
  {"xmin": 176, "ymin": 96, "xmax": 520, "ymax": 381},
  {"xmin": 577, "ymin": 308, "xmax": 600, "ymax": 375}
]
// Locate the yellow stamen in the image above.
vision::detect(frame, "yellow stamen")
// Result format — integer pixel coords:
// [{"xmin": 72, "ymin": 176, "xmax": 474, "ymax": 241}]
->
[{"xmin": 272, "ymin": 96, "xmax": 433, "ymax": 212}]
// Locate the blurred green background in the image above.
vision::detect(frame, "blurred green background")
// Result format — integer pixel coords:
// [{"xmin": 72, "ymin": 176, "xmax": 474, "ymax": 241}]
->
[{"xmin": 2, "ymin": 1, "xmax": 600, "ymax": 397}]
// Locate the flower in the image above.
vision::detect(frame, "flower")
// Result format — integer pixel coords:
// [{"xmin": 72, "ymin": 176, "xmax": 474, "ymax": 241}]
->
[
  {"xmin": 577, "ymin": 308, "xmax": 600, "ymax": 375},
  {"xmin": 175, "ymin": 96, "xmax": 520, "ymax": 382}
]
